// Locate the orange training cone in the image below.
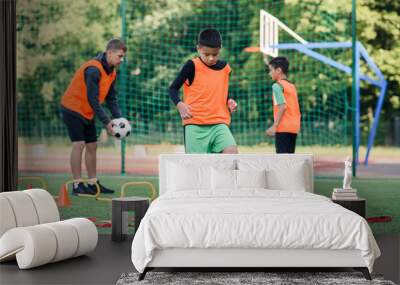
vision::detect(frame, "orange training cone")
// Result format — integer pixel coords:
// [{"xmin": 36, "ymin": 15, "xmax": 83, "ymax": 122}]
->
[{"xmin": 57, "ymin": 184, "xmax": 71, "ymax": 207}]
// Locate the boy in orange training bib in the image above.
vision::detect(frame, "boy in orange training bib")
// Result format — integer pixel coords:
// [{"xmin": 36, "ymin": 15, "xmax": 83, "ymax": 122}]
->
[
  {"xmin": 169, "ymin": 29, "xmax": 238, "ymax": 153},
  {"xmin": 266, "ymin": 57, "xmax": 301, "ymax": 153}
]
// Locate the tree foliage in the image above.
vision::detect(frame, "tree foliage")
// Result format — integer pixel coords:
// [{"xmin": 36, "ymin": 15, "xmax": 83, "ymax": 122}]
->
[{"xmin": 17, "ymin": 0, "xmax": 120, "ymax": 137}]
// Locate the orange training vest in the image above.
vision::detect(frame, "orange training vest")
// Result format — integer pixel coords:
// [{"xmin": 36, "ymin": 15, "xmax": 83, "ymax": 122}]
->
[
  {"xmin": 61, "ymin": 60, "xmax": 116, "ymax": 120},
  {"xmin": 182, "ymin": 58, "xmax": 231, "ymax": 126},
  {"xmin": 273, "ymin": 79, "xmax": 301, "ymax": 134}
]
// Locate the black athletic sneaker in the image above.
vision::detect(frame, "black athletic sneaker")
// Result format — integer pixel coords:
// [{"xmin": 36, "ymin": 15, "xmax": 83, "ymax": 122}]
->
[
  {"xmin": 72, "ymin": 182, "xmax": 96, "ymax": 196},
  {"xmin": 88, "ymin": 180, "xmax": 115, "ymax": 194}
]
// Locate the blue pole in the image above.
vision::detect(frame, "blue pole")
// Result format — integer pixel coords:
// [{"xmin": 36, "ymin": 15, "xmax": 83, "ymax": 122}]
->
[
  {"xmin": 358, "ymin": 44, "xmax": 384, "ymax": 80},
  {"xmin": 365, "ymin": 80, "xmax": 387, "ymax": 165},
  {"xmin": 295, "ymin": 46, "xmax": 352, "ymax": 74},
  {"xmin": 275, "ymin": 43, "xmax": 382, "ymax": 88},
  {"xmin": 273, "ymin": 42, "xmax": 352, "ymax": 49}
]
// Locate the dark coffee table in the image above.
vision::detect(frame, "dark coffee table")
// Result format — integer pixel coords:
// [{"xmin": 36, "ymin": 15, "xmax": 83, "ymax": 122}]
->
[{"xmin": 112, "ymin": 197, "xmax": 150, "ymax": 242}]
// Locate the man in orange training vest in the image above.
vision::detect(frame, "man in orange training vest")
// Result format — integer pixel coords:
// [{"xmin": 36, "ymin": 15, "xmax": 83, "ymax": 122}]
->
[
  {"xmin": 266, "ymin": 56, "xmax": 301, "ymax": 153},
  {"xmin": 60, "ymin": 39, "xmax": 126, "ymax": 195},
  {"xmin": 169, "ymin": 28, "xmax": 238, "ymax": 153}
]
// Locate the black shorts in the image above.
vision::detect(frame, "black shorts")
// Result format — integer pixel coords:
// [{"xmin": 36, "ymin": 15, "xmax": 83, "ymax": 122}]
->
[
  {"xmin": 275, "ymin": 132, "xmax": 297, "ymax": 153},
  {"xmin": 61, "ymin": 109, "xmax": 97, "ymax": 143}
]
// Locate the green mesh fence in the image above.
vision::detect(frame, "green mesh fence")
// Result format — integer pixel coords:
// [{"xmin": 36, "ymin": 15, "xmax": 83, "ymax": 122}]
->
[
  {"xmin": 120, "ymin": 0, "xmax": 351, "ymax": 145},
  {"xmin": 17, "ymin": 0, "xmax": 352, "ymax": 146}
]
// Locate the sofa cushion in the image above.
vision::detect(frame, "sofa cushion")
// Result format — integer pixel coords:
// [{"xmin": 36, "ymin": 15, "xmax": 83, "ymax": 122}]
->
[
  {"xmin": 23, "ymin": 189, "xmax": 59, "ymax": 223},
  {"xmin": 0, "ymin": 192, "xmax": 39, "ymax": 227},
  {"xmin": 0, "ymin": 196, "xmax": 17, "ymax": 238},
  {"xmin": 0, "ymin": 218, "xmax": 97, "ymax": 269},
  {"xmin": 0, "ymin": 225, "xmax": 57, "ymax": 269},
  {"xmin": 42, "ymin": 221, "xmax": 79, "ymax": 262},
  {"xmin": 64, "ymin": 218, "xmax": 98, "ymax": 257}
]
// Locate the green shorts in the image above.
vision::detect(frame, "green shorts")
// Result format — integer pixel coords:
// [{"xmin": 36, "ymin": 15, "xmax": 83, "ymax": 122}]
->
[{"xmin": 184, "ymin": 124, "xmax": 237, "ymax": 153}]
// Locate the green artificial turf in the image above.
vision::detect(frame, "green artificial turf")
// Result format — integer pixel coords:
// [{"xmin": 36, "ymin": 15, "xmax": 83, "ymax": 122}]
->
[
  {"xmin": 315, "ymin": 178, "xmax": 400, "ymax": 235},
  {"xmin": 18, "ymin": 174, "xmax": 158, "ymax": 234}
]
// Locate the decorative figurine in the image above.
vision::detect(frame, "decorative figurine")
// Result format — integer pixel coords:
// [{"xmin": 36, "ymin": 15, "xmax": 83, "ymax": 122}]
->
[{"xmin": 342, "ymin": 157, "xmax": 352, "ymax": 190}]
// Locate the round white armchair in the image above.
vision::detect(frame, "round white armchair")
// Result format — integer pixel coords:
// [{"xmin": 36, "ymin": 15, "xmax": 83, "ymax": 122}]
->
[{"xmin": 0, "ymin": 189, "xmax": 98, "ymax": 269}]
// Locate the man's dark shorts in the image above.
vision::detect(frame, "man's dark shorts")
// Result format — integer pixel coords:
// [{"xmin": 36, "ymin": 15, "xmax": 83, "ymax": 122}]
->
[
  {"xmin": 61, "ymin": 109, "xmax": 97, "ymax": 143},
  {"xmin": 275, "ymin": 132, "xmax": 297, "ymax": 153}
]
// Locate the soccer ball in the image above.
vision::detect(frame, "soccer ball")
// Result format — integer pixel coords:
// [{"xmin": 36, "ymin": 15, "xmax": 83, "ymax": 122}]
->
[{"xmin": 111, "ymin": 118, "xmax": 131, "ymax": 139}]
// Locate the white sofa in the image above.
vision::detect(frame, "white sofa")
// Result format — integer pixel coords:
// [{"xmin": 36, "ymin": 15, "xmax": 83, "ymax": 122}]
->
[{"xmin": 0, "ymin": 189, "xmax": 98, "ymax": 269}]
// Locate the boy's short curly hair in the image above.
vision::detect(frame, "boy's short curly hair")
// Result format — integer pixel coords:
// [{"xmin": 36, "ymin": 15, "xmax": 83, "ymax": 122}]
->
[
  {"xmin": 197, "ymin": 28, "xmax": 222, "ymax": 48},
  {"xmin": 269, "ymin": 56, "xmax": 289, "ymax": 75}
]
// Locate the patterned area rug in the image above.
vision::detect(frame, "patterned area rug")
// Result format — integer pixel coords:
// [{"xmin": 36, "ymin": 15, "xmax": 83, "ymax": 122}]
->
[{"xmin": 116, "ymin": 271, "xmax": 396, "ymax": 285}]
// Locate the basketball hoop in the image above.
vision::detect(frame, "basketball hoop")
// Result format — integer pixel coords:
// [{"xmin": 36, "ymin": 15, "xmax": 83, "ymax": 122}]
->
[{"xmin": 259, "ymin": 9, "xmax": 308, "ymax": 57}]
